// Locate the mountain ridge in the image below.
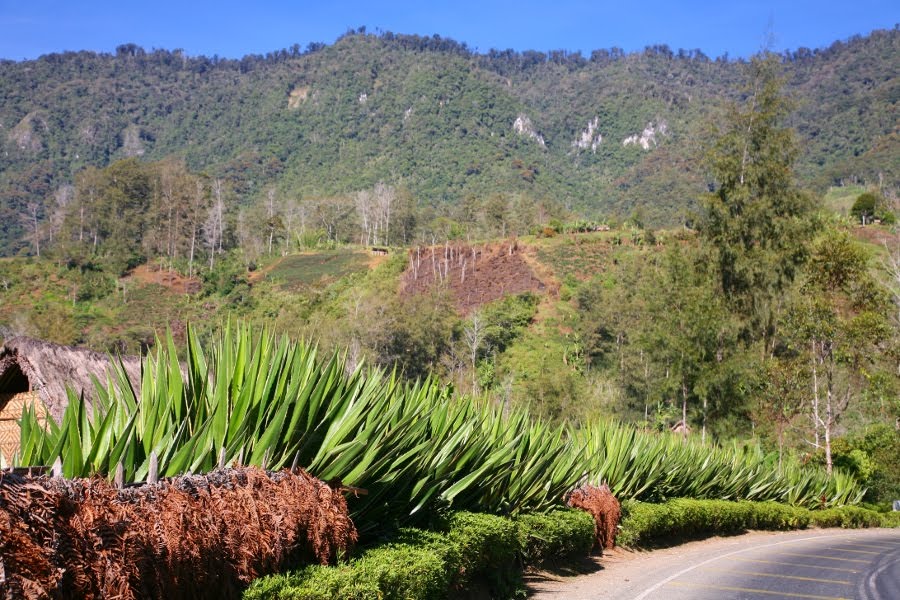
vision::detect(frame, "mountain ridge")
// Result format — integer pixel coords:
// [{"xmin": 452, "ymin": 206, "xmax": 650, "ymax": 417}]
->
[{"xmin": 1, "ymin": 27, "xmax": 897, "ymax": 254}]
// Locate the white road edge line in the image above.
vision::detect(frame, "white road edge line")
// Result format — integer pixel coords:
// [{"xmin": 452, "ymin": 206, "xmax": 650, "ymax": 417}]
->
[
  {"xmin": 861, "ymin": 556, "xmax": 899, "ymax": 600},
  {"xmin": 630, "ymin": 532, "xmax": 885, "ymax": 600}
]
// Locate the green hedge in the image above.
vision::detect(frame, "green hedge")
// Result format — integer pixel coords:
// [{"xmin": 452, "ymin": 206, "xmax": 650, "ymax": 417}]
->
[
  {"xmin": 246, "ymin": 502, "xmax": 899, "ymax": 598},
  {"xmin": 809, "ymin": 506, "xmax": 900, "ymax": 529},
  {"xmin": 617, "ymin": 499, "xmax": 898, "ymax": 548},
  {"xmin": 244, "ymin": 528, "xmax": 468, "ymax": 600},
  {"xmin": 244, "ymin": 510, "xmax": 592, "ymax": 600},
  {"xmin": 516, "ymin": 509, "xmax": 595, "ymax": 566},
  {"xmin": 444, "ymin": 512, "xmax": 522, "ymax": 596}
]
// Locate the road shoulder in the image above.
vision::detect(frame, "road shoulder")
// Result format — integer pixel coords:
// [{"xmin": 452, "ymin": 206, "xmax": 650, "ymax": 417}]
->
[{"xmin": 526, "ymin": 528, "xmax": 893, "ymax": 600}]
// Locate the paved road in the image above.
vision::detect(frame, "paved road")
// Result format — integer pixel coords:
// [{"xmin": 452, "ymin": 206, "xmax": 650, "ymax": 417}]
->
[{"xmin": 529, "ymin": 529, "xmax": 900, "ymax": 600}]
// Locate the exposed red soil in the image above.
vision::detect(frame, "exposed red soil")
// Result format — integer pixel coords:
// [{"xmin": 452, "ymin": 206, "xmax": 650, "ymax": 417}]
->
[
  {"xmin": 400, "ymin": 240, "xmax": 546, "ymax": 313},
  {"xmin": 566, "ymin": 484, "xmax": 622, "ymax": 550},
  {"xmin": 850, "ymin": 224, "xmax": 899, "ymax": 247},
  {"xmin": 0, "ymin": 467, "xmax": 356, "ymax": 600},
  {"xmin": 126, "ymin": 264, "xmax": 201, "ymax": 294}
]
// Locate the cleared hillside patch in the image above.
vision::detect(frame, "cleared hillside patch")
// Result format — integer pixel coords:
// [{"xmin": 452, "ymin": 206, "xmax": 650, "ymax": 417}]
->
[{"xmin": 401, "ymin": 241, "xmax": 545, "ymax": 313}]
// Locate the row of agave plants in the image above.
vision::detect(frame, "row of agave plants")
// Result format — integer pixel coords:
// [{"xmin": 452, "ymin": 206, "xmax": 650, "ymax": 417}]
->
[{"xmin": 14, "ymin": 322, "xmax": 863, "ymax": 536}]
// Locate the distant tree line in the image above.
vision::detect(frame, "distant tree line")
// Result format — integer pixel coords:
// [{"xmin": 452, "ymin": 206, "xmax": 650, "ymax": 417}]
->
[{"xmin": 28, "ymin": 157, "xmax": 567, "ymax": 277}]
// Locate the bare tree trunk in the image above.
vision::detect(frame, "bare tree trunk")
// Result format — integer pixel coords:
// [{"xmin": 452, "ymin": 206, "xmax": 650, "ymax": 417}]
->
[
  {"xmin": 681, "ymin": 381, "xmax": 688, "ymax": 441},
  {"xmin": 824, "ymin": 372, "xmax": 834, "ymax": 476},
  {"xmin": 739, "ymin": 80, "xmax": 759, "ymax": 186},
  {"xmin": 28, "ymin": 203, "xmax": 41, "ymax": 257},
  {"xmin": 464, "ymin": 313, "xmax": 484, "ymax": 396},
  {"xmin": 702, "ymin": 396, "xmax": 708, "ymax": 444},
  {"xmin": 267, "ymin": 188, "xmax": 277, "ymax": 255},
  {"xmin": 188, "ymin": 228, "xmax": 196, "ymax": 280},
  {"xmin": 811, "ymin": 340, "xmax": 821, "ymax": 449}
]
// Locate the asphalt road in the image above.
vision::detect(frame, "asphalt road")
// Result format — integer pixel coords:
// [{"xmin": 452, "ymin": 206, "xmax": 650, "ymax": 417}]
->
[{"xmin": 529, "ymin": 529, "xmax": 900, "ymax": 600}]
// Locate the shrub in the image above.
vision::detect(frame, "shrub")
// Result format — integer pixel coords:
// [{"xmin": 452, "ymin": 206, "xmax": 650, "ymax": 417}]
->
[
  {"xmin": 616, "ymin": 499, "xmax": 811, "ymax": 547},
  {"xmin": 749, "ymin": 502, "xmax": 811, "ymax": 530},
  {"xmin": 356, "ymin": 541, "xmax": 452, "ymax": 599},
  {"xmin": 245, "ymin": 512, "xmax": 525, "ymax": 600},
  {"xmin": 516, "ymin": 509, "xmax": 595, "ymax": 566},
  {"xmin": 809, "ymin": 506, "xmax": 887, "ymax": 529},
  {"xmin": 881, "ymin": 512, "xmax": 900, "ymax": 528},
  {"xmin": 244, "ymin": 567, "xmax": 380, "ymax": 600},
  {"xmin": 244, "ymin": 510, "xmax": 597, "ymax": 599},
  {"xmin": 447, "ymin": 512, "xmax": 522, "ymax": 595},
  {"xmin": 615, "ymin": 498, "xmax": 900, "ymax": 548},
  {"xmin": 850, "ymin": 192, "xmax": 879, "ymax": 223},
  {"xmin": 245, "ymin": 531, "xmax": 451, "ymax": 600}
]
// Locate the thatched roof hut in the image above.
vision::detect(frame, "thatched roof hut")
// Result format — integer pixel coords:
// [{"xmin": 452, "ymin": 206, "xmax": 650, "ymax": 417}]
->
[{"xmin": 0, "ymin": 337, "xmax": 142, "ymax": 463}]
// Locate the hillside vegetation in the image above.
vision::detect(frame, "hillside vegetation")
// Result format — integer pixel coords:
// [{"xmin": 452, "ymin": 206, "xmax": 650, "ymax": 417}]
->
[
  {"xmin": 1, "ymin": 27, "xmax": 898, "ymax": 255},
  {"xmin": 1, "ymin": 34, "xmax": 898, "ymax": 516}
]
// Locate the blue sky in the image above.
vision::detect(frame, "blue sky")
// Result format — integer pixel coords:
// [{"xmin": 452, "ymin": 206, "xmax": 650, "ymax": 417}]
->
[{"xmin": 0, "ymin": 1, "xmax": 897, "ymax": 61}]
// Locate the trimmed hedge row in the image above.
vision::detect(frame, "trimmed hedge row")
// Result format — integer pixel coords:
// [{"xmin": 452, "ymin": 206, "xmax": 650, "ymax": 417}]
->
[
  {"xmin": 809, "ymin": 506, "xmax": 900, "ymax": 529},
  {"xmin": 244, "ymin": 509, "xmax": 595, "ymax": 600},
  {"xmin": 617, "ymin": 498, "xmax": 899, "ymax": 548},
  {"xmin": 517, "ymin": 509, "xmax": 596, "ymax": 566},
  {"xmin": 246, "ymin": 500, "xmax": 898, "ymax": 598}
]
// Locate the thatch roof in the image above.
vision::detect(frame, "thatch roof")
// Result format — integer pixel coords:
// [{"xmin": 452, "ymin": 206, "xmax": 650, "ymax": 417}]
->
[{"xmin": 0, "ymin": 337, "xmax": 142, "ymax": 423}]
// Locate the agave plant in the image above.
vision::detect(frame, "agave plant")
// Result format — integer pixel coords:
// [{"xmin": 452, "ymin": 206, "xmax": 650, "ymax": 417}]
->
[
  {"xmin": 569, "ymin": 420, "xmax": 863, "ymax": 508},
  {"xmin": 16, "ymin": 320, "xmax": 864, "ymax": 538},
  {"xmin": 15, "ymin": 323, "xmax": 588, "ymax": 534}
]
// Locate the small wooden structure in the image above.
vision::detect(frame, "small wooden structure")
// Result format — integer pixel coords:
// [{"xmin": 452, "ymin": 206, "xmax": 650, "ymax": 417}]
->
[
  {"xmin": 0, "ymin": 337, "xmax": 141, "ymax": 463},
  {"xmin": 0, "ymin": 391, "xmax": 45, "ymax": 464}
]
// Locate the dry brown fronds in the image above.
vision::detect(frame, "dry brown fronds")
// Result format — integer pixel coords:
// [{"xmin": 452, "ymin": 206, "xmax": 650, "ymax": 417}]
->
[
  {"xmin": 566, "ymin": 484, "xmax": 621, "ymax": 550},
  {"xmin": 0, "ymin": 467, "xmax": 357, "ymax": 599}
]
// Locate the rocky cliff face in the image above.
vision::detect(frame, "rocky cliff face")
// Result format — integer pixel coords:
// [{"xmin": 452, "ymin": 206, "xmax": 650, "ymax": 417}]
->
[
  {"xmin": 623, "ymin": 120, "xmax": 668, "ymax": 150},
  {"xmin": 513, "ymin": 114, "xmax": 546, "ymax": 147},
  {"xmin": 573, "ymin": 117, "xmax": 602, "ymax": 153}
]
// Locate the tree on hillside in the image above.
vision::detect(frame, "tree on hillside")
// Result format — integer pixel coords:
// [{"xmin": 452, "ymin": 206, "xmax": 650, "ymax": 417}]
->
[
  {"xmin": 204, "ymin": 179, "xmax": 228, "ymax": 269},
  {"xmin": 851, "ymin": 192, "xmax": 878, "ymax": 224},
  {"xmin": 264, "ymin": 187, "xmax": 282, "ymax": 256},
  {"xmin": 355, "ymin": 183, "xmax": 396, "ymax": 247},
  {"xmin": 185, "ymin": 176, "xmax": 211, "ymax": 279},
  {"xmin": 700, "ymin": 53, "xmax": 814, "ymax": 353},
  {"xmin": 462, "ymin": 311, "xmax": 486, "ymax": 396},
  {"xmin": 21, "ymin": 201, "xmax": 42, "ymax": 257},
  {"xmin": 783, "ymin": 230, "xmax": 892, "ymax": 474},
  {"xmin": 638, "ymin": 246, "xmax": 737, "ymax": 441},
  {"xmin": 61, "ymin": 158, "xmax": 154, "ymax": 274}
]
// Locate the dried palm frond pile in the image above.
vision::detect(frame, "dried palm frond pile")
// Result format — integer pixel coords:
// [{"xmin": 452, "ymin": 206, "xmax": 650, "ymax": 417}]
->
[
  {"xmin": 566, "ymin": 484, "xmax": 621, "ymax": 550},
  {"xmin": 0, "ymin": 467, "xmax": 356, "ymax": 600}
]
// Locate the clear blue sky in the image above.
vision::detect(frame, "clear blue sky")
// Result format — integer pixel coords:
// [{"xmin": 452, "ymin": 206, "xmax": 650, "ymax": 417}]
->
[{"xmin": 1, "ymin": 1, "xmax": 897, "ymax": 61}]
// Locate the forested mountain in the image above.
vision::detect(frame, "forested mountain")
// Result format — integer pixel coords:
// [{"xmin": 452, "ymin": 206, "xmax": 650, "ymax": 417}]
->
[{"xmin": 1, "ymin": 27, "xmax": 897, "ymax": 255}]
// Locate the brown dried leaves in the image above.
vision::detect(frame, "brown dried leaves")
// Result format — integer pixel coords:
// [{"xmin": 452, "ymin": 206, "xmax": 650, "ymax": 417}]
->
[
  {"xmin": 566, "ymin": 484, "xmax": 622, "ymax": 550},
  {"xmin": 0, "ymin": 467, "xmax": 356, "ymax": 599}
]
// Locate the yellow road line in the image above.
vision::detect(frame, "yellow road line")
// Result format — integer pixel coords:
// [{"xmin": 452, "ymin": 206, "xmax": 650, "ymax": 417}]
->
[
  {"xmin": 725, "ymin": 557, "xmax": 860, "ymax": 573},
  {"xmin": 835, "ymin": 542, "xmax": 898, "ymax": 551},
  {"xmin": 778, "ymin": 552, "xmax": 870, "ymax": 564},
  {"xmin": 697, "ymin": 566, "xmax": 851, "ymax": 585},
  {"xmin": 667, "ymin": 580, "xmax": 849, "ymax": 599},
  {"xmin": 813, "ymin": 547, "xmax": 881, "ymax": 555}
]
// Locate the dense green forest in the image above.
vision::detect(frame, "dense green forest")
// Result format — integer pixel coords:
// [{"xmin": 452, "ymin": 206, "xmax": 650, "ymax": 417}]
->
[{"xmin": 1, "ymin": 27, "xmax": 898, "ymax": 256}]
